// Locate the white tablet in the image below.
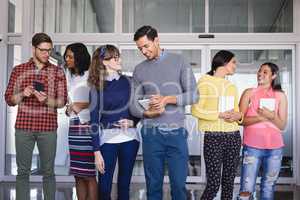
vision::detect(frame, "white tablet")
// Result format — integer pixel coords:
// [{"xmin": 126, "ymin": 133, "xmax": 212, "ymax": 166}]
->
[
  {"xmin": 218, "ymin": 96, "xmax": 235, "ymax": 112},
  {"xmin": 138, "ymin": 99, "xmax": 150, "ymax": 110},
  {"xmin": 259, "ymin": 98, "xmax": 275, "ymax": 111}
]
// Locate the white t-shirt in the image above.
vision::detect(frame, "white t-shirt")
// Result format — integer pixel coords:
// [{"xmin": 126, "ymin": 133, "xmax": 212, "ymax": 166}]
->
[
  {"xmin": 100, "ymin": 128, "xmax": 139, "ymax": 146},
  {"xmin": 66, "ymin": 70, "xmax": 90, "ymax": 123},
  {"xmin": 99, "ymin": 73, "xmax": 140, "ymax": 145}
]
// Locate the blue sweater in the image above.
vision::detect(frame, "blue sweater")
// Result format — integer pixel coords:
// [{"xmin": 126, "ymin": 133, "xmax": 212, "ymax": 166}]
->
[{"xmin": 89, "ymin": 76, "xmax": 139, "ymax": 151}]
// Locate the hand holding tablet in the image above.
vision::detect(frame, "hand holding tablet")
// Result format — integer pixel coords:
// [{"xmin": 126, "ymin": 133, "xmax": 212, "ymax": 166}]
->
[
  {"xmin": 138, "ymin": 99, "xmax": 150, "ymax": 110},
  {"xmin": 259, "ymin": 98, "xmax": 275, "ymax": 111}
]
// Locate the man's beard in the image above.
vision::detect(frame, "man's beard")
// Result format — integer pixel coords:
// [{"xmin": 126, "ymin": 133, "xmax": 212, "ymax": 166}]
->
[{"xmin": 35, "ymin": 52, "xmax": 48, "ymax": 64}]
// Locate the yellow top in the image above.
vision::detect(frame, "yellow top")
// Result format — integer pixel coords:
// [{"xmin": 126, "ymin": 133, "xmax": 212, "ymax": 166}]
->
[{"xmin": 191, "ymin": 75, "xmax": 240, "ymax": 132}]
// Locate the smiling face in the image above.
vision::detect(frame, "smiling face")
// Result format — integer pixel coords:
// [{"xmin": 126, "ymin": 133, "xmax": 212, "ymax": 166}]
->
[
  {"xmin": 135, "ymin": 35, "xmax": 160, "ymax": 60},
  {"xmin": 103, "ymin": 55, "xmax": 122, "ymax": 72},
  {"xmin": 224, "ymin": 57, "xmax": 237, "ymax": 75},
  {"xmin": 257, "ymin": 64, "xmax": 276, "ymax": 86}
]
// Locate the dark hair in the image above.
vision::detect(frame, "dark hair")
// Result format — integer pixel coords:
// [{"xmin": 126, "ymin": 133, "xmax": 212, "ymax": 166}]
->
[
  {"xmin": 260, "ymin": 62, "xmax": 282, "ymax": 91},
  {"xmin": 88, "ymin": 44, "xmax": 120, "ymax": 90},
  {"xmin": 134, "ymin": 25, "xmax": 158, "ymax": 41},
  {"xmin": 32, "ymin": 33, "xmax": 52, "ymax": 47},
  {"xmin": 207, "ymin": 50, "xmax": 235, "ymax": 75},
  {"xmin": 63, "ymin": 43, "xmax": 91, "ymax": 76}
]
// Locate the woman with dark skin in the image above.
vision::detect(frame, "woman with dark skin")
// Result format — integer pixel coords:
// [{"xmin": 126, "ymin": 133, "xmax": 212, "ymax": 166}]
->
[{"xmin": 64, "ymin": 43, "xmax": 97, "ymax": 200}]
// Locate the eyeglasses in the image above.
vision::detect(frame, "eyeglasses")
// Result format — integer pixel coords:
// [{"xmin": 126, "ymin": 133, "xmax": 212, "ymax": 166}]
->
[
  {"xmin": 36, "ymin": 46, "xmax": 53, "ymax": 54},
  {"xmin": 111, "ymin": 55, "xmax": 120, "ymax": 62},
  {"xmin": 104, "ymin": 55, "xmax": 120, "ymax": 62}
]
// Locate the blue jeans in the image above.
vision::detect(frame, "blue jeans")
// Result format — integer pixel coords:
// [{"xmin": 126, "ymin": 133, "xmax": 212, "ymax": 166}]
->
[
  {"xmin": 141, "ymin": 126, "xmax": 189, "ymax": 200},
  {"xmin": 98, "ymin": 139, "xmax": 139, "ymax": 200},
  {"xmin": 239, "ymin": 146, "xmax": 283, "ymax": 200}
]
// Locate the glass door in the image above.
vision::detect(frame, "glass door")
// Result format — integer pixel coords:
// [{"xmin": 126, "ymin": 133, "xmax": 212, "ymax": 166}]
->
[
  {"xmin": 119, "ymin": 44, "xmax": 295, "ymax": 184},
  {"xmin": 120, "ymin": 45, "xmax": 207, "ymax": 183},
  {"xmin": 209, "ymin": 45, "xmax": 295, "ymax": 184},
  {"xmin": 4, "ymin": 44, "xmax": 295, "ymax": 184}
]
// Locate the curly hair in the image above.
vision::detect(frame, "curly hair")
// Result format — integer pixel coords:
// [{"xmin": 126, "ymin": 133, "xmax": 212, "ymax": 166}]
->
[
  {"xmin": 63, "ymin": 43, "xmax": 91, "ymax": 76},
  {"xmin": 88, "ymin": 44, "xmax": 120, "ymax": 90}
]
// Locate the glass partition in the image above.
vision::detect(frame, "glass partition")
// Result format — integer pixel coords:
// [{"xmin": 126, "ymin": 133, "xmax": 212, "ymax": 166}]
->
[
  {"xmin": 32, "ymin": 0, "xmax": 293, "ymax": 33},
  {"xmin": 6, "ymin": 45, "xmax": 22, "ymax": 175},
  {"xmin": 4, "ymin": 44, "xmax": 294, "ymax": 181},
  {"xmin": 121, "ymin": 48, "xmax": 203, "ymax": 177},
  {"xmin": 122, "ymin": 0, "xmax": 205, "ymax": 33},
  {"xmin": 34, "ymin": 0, "xmax": 114, "ymax": 33},
  {"xmin": 8, "ymin": 0, "xmax": 23, "ymax": 32},
  {"xmin": 209, "ymin": 0, "xmax": 293, "ymax": 33}
]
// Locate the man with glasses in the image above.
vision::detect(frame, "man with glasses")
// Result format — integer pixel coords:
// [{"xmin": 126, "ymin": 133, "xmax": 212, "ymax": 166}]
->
[
  {"xmin": 5, "ymin": 33, "xmax": 67, "ymax": 200},
  {"xmin": 130, "ymin": 25, "xmax": 199, "ymax": 200}
]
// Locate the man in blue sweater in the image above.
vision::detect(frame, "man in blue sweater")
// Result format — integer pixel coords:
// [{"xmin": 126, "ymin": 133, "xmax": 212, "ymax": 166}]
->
[{"xmin": 130, "ymin": 25, "xmax": 199, "ymax": 200}]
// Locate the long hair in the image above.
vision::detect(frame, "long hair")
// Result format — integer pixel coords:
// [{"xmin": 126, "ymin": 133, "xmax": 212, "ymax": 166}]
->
[
  {"xmin": 260, "ymin": 62, "xmax": 283, "ymax": 91},
  {"xmin": 88, "ymin": 44, "xmax": 120, "ymax": 90},
  {"xmin": 207, "ymin": 50, "xmax": 235, "ymax": 75},
  {"xmin": 63, "ymin": 43, "xmax": 90, "ymax": 76}
]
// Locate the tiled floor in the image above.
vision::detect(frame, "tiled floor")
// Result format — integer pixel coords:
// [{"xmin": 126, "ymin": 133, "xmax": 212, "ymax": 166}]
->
[{"xmin": 0, "ymin": 182, "xmax": 299, "ymax": 200}]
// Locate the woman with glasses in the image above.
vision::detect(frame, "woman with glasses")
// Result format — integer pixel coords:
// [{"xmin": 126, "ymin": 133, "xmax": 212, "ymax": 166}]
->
[
  {"xmin": 64, "ymin": 43, "xmax": 98, "ymax": 200},
  {"xmin": 238, "ymin": 63, "xmax": 288, "ymax": 200},
  {"xmin": 88, "ymin": 45, "xmax": 140, "ymax": 200}
]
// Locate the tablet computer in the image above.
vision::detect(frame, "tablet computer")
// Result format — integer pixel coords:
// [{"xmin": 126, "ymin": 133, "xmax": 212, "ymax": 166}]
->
[{"xmin": 138, "ymin": 99, "xmax": 150, "ymax": 110}]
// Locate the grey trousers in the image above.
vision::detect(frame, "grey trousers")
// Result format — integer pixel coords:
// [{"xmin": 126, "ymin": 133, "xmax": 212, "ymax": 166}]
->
[{"xmin": 15, "ymin": 129, "xmax": 57, "ymax": 200}]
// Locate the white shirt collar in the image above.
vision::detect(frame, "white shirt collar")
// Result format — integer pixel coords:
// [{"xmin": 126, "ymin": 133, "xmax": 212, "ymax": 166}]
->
[{"xmin": 105, "ymin": 72, "xmax": 121, "ymax": 81}]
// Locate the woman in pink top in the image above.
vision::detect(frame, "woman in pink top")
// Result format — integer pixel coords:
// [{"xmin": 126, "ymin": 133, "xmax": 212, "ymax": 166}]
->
[{"xmin": 238, "ymin": 62, "xmax": 288, "ymax": 200}]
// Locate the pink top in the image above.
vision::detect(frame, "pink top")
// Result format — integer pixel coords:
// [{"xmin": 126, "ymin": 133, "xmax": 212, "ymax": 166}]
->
[{"xmin": 243, "ymin": 86, "xmax": 284, "ymax": 149}]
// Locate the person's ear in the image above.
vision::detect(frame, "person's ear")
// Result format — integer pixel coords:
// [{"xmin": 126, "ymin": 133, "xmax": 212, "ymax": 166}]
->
[
  {"xmin": 102, "ymin": 59, "xmax": 109, "ymax": 66},
  {"xmin": 154, "ymin": 37, "xmax": 159, "ymax": 45},
  {"xmin": 32, "ymin": 46, "xmax": 36, "ymax": 55},
  {"xmin": 272, "ymin": 74, "xmax": 277, "ymax": 80}
]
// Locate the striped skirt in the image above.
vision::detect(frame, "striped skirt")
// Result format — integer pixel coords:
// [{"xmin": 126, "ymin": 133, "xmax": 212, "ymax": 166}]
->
[{"xmin": 68, "ymin": 118, "xmax": 96, "ymax": 177}]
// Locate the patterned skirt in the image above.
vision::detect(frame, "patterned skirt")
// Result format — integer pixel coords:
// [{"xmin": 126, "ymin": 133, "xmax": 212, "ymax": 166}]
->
[{"xmin": 68, "ymin": 118, "xmax": 96, "ymax": 177}]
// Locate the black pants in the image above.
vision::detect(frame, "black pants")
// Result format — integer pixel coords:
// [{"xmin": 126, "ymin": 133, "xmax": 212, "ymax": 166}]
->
[{"xmin": 201, "ymin": 131, "xmax": 241, "ymax": 200}]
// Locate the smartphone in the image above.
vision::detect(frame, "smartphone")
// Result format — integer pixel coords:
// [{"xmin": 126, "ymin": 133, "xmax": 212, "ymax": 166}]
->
[{"xmin": 33, "ymin": 81, "xmax": 44, "ymax": 92}]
